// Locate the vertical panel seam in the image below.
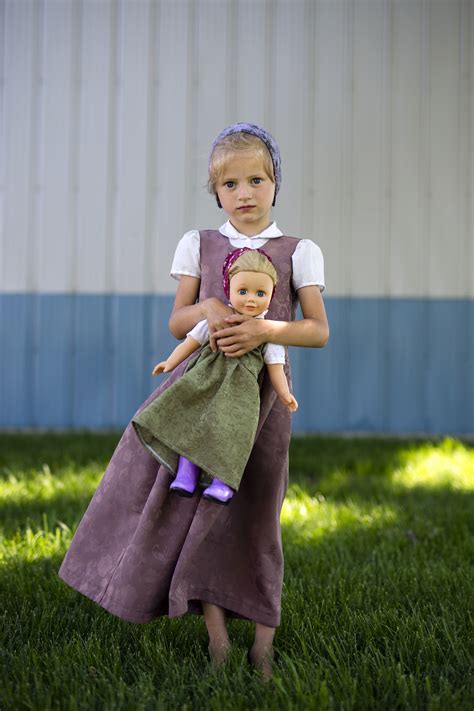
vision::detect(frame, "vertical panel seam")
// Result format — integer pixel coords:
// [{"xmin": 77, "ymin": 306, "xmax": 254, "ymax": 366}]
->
[
  {"xmin": 183, "ymin": 0, "xmax": 198, "ymax": 233},
  {"xmin": 70, "ymin": 0, "xmax": 83, "ymax": 426},
  {"xmin": 343, "ymin": 0, "xmax": 354, "ymax": 426},
  {"xmin": 226, "ymin": 0, "xmax": 238, "ymax": 122},
  {"xmin": 27, "ymin": 1, "xmax": 44, "ymax": 295},
  {"xmin": 419, "ymin": 0, "xmax": 431, "ymax": 430},
  {"xmin": 381, "ymin": 0, "xmax": 393, "ymax": 430},
  {"xmin": 0, "ymin": 0, "xmax": 6, "ymax": 288},
  {"xmin": 143, "ymin": 0, "xmax": 159, "ymax": 400},
  {"xmin": 305, "ymin": 0, "xmax": 317, "ymax": 428},
  {"xmin": 31, "ymin": 0, "xmax": 46, "ymax": 426},
  {"xmin": 144, "ymin": 0, "xmax": 158, "ymax": 295},
  {"xmin": 263, "ymin": 0, "xmax": 274, "ymax": 127},
  {"xmin": 108, "ymin": 0, "xmax": 122, "ymax": 424},
  {"xmin": 460, "ymin": 0, "xmax": 473, "ymax": 429}
]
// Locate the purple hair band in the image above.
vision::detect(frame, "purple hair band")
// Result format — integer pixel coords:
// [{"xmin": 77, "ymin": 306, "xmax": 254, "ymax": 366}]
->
[{"xmin": 222, "ymin": 247, "xmax": 276, "ymax": 299}]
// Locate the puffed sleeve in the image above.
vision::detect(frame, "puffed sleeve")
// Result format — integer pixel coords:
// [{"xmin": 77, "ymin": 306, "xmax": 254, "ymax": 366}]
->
[
  {"xmin": 170, "ymin": 230, "xmax": 201, "ymax": 281},
  {"xmin": 291, "ymin": 239, "xmax": 325, "ymax": 292},
  {"xmin": 263, "ymin": 343, "xmax": 286, "ymax": 365},
  {"xmin": 186, "ymin": 319, "xmax": 209, "ymax": 344}
]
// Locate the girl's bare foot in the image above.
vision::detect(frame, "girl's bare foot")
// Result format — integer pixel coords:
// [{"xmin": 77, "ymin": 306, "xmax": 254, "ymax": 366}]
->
[
  {"xmin": 208, "ymin": 639, "xmax": 231, "ymax": 668},
  {"xmin": 248, "ymin": 645, "xmax": 275, "ymax": 682},
  {"xmin": 202, "ymin": 601, "xmax": 231, "ymax": 669}
]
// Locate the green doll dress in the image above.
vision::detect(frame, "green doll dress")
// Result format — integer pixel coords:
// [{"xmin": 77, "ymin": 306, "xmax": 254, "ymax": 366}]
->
[{"xmin": 132, "ymin": 340, "xmax": 267, "ymax": 491}]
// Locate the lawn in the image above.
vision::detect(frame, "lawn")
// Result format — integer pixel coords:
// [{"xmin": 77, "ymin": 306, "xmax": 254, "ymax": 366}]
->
[{"xmin": 0, "ymin": 433, "xmax": 473, "ymax": 710}]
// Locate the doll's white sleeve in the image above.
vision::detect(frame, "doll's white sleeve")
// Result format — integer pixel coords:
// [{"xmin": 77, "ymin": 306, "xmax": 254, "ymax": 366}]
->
[
  {"xmin": 263, "ymin": 343, "xmax": 286, "ymax": 365},
  {"xmin": 186, "ymin": 319, "xmax": 209, "ymax": 345}
]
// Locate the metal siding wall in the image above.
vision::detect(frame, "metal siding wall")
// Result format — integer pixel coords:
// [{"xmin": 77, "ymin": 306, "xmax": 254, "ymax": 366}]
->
[
  {"xmin": 78, "ymin": 1, "xmax": 113, "ymax": 293},
  {"xmin": 1, "ymin": 0, "xmax": 473, "ymax": 433},
  {"xmin": 3, "ymin": 0, "xmax": 472, "ymax": 298}
]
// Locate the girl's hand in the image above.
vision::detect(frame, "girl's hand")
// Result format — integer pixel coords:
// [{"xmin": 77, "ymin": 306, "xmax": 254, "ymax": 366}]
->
[
  {"xmin": 280, "ymin": 393, "xmax": 298, "ymax": 412},
  {"xmin": 201, "ymin": 298, "xmax": 236, "ymax": 352},
  {"xmin": 152, "ymin": 361, "xmax": 171, "ymax": 375},
  {"xmin": 210, "ymin": 314, "xmax": 267, "ymax": 357}
]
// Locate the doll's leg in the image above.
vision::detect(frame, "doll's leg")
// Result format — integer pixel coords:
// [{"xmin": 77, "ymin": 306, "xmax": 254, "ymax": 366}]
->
[
  {"xmin": 169, "ymin": 456, "xmax": 199, "ymax": 496},
  {"xmin": 202, "ymin": 478, "xmax": 234, "ymax": 505},
  {"xmin": 202, "ymin": 601, "xmax": 231, "ymax": 668},
  {"xmin": 248, "ymin": 622, "xmax": 276, "ymax": 682}
]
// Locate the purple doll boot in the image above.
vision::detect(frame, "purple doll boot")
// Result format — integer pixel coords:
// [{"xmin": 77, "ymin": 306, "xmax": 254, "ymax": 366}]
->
[
  {"xmin": 202, "ymin": 478, "xmax": 234, "ymax": 505},
  {"xmin": 170, "ymin": 456, "xmax": 200, "ymax": 497}
]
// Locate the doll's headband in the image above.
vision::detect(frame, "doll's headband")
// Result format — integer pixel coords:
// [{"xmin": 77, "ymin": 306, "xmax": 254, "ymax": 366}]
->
[
  {"xmin": 210, "ymin": 122, "xmax": 281, "ymax": 208},
  {"xmin": 222, "ymin": 247, "xmax": 276, "ymax": 299}
]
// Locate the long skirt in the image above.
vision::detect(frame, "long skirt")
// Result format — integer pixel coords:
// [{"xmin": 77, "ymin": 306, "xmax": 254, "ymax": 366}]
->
[{"xmin": 58, "ymin": 354, "xmax": 292, "ymax": 627}]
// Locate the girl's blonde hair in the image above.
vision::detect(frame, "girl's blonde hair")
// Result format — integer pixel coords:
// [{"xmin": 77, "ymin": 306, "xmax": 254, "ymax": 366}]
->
[
  {"xmin": 207, "ymin": 132, "xmax": 275, "ymax": 197},
  {"xmin": 228, "ymin": 249, "xmax": 277, "ymax": 287}
]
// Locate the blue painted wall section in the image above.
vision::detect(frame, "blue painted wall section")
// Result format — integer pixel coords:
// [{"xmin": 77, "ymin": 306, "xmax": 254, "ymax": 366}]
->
[{"xmin": 1, "ymin": 294, "xmax": 473, "ymax": 434}]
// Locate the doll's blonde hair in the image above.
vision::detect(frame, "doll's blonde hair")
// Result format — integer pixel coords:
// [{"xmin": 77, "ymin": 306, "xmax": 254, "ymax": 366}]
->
[
  {"xmin": 228, "ymin": 249, "xmax": 277, "ymax": 287},
  {"xmin": 207, "ymin": 132, "xmax": 275, "ymax": 197}
]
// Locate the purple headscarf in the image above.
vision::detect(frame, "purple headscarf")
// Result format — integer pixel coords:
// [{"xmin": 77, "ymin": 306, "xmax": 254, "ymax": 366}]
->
[{"xmin": 209, "ymin": 122, "xmax": 282, "ymax": 207}]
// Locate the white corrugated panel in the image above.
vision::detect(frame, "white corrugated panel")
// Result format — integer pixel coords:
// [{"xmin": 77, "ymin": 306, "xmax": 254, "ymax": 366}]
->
[{"xmin": 1, "ymin": 0, "xmax": 472, "ymax": 298}]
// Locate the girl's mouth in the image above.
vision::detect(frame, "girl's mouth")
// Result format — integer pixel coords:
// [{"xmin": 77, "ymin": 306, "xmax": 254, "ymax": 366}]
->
[{"xmin": 238, "ymin": 206, "xmax": 255, "ymax": 211}]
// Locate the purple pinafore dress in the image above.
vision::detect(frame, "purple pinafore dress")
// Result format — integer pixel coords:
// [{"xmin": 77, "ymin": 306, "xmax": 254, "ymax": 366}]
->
[{"xmin": 58, "ymin": 230, "xmax": 299, "ymax": 627}]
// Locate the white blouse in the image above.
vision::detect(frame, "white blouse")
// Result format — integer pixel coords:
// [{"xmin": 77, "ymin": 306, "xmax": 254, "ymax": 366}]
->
[{"xmin": 170, "ymin": 220, "xmax": 325, "ymax": 292}]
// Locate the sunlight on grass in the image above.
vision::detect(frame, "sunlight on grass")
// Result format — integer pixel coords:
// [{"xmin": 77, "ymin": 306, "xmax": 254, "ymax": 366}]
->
[
  {"xmin": 1, "ymin": 525, "xmax": 68, "ymax": 563},
  {"xmin": 0, "ymin": 463, "xmax": 101, "ymax": 506},
  {"xmin": 0, "ymin": 462, "xmax": 100, "ymax": 563},
  {"xmin": 281, "ymin": 486, "xmax": 398, "ymax": 537},
  {"xmin": 393, "ymin": 438, "xmax": 474, "ymax": 492}
]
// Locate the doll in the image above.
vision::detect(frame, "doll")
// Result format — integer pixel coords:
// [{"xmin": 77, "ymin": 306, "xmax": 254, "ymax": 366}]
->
[{"xmin": 132, "ymin": 247, "xmax": 298, "ymax": 505}]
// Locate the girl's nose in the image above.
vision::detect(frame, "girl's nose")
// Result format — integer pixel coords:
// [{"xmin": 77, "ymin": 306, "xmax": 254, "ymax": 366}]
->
[{"xmin": 238, "ymin": 184, "xmax": 252, "ymax": 199}]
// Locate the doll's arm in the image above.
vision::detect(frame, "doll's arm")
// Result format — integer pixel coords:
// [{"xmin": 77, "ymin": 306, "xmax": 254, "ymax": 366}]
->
[
  {"xmin": 152, "ymin": 336, "xmax": 201, "ymax": 375},
  {"xmin": 266, "ymin": 364, "xmax": 298, "ymax": 412}
]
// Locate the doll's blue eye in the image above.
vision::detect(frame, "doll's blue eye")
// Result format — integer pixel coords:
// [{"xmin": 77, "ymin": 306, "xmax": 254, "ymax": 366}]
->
[
  {"xmin": 239, "ymin": 289, "xmax": 247, "ymax": 295},
  {"xmin": 257, "ymin": 290, "xmax": 265, "ymax": 297}
]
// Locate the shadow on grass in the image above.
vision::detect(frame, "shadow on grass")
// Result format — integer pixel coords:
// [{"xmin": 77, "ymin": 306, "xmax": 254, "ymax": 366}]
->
[{"xmin": 0, "ymin": 432, "xmax": 122, "ymax": 478}]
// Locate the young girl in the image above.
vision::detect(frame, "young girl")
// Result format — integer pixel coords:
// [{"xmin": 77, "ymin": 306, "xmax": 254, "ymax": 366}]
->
[
  {"xmin": 58, "ymin": 122, "xmax": 328, "ymax": 681},
  {"xmin": 131, "ymin": 248, "xmax": 298, "ymax": 506}
]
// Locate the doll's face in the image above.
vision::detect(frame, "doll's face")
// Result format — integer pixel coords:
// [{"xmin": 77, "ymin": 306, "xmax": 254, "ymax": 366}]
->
[{"xmin": 229, "ymin": 270, "xmax": 274, "ymax": 316}]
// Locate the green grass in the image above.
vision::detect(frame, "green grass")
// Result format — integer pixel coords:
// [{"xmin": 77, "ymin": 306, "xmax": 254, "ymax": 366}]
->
[{"xmin": 1, "ymin": 433, "xmax": 473, "ymax": 710}]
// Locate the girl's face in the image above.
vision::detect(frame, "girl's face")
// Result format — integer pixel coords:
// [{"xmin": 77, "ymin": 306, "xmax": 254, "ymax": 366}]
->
[
  {"xmin": 216, "ymin": 153, "xmax": 275, "ymax": 236},
  {"xmin": 229, "ymin": 270, "xmax": 274, "ymax": 316}
]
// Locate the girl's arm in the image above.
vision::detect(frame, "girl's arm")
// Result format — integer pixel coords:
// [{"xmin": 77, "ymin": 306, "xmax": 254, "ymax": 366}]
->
[
  {"xmin": 211, "ymin": 285, "xmax": 329, "ymax": 357},
  {"xmin": 152, "ymin": 336, "xmax": 201, "ymax": 375},
  {"xmin": 168, "ymin": 275, "xmax": 235, "ymax": 347},
  {"xmin": 266, "ymin": 364, "xmax": 298, "ymax": 412}
]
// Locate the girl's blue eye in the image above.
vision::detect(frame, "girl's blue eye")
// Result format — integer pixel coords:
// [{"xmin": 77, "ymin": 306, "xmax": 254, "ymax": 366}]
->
[
  {"xmin": 252, "ymin": 178, "xmax": 263, "ymax": 184},
  {"xmin": 257, "ymin": 290, "xmax": 265, "ymax": 297},
  {"xmin": 239, "ymin": 288, "xmax": 247, "ymax": 295},
  {"xmin": 224, "ymin": 181, "xmax": 235, "ymax": 188}
]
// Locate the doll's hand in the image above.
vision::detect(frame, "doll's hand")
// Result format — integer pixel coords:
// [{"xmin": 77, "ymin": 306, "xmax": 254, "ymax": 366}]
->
[
  {"xmin": 211, "ymin": 314, "xmax": 267, "ymax": 357},
  {"xmin": 280, "ymin": 393, "xmax": 298, "ymax": 413},
  {"xmin": 152, "ymin": 361, "xmax": 171, "ymax": 376}
]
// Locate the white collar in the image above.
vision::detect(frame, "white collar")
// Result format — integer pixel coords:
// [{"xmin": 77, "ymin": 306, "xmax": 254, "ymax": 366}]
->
[{"xmin": 219, "ymin": 220, "xmax": 283, "ymax": 241}]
